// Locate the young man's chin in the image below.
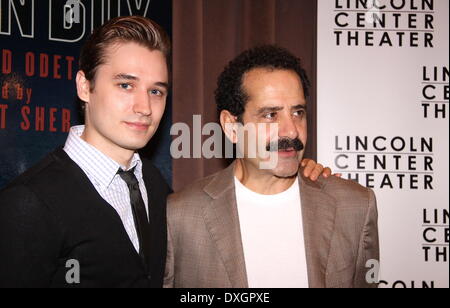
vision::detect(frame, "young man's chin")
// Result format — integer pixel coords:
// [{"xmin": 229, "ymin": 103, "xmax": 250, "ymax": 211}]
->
[{"xmin": 120, "ymin": 140, "xmax": 150, "ymax": 152}]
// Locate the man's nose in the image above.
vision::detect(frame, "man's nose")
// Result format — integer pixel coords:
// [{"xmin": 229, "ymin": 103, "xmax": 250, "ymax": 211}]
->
[
  {"xmin": 133, "ymin": 91, "xmax": 152, "ymax": 116},
  {"xmin": 278, "ymin": 116, "xmax": 299, "ymax": 140}
]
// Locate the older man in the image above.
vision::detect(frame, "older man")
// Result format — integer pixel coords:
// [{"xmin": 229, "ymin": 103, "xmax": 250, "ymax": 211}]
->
[{"xmin": 164, "ymin": 45, "xmax": 379, "ymax": 288}]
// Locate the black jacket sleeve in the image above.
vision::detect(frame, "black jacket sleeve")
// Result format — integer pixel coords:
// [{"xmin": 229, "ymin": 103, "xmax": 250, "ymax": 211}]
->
[{"xmin": 0, "ymin": 184, "xmax": 62, "ymax": 288}]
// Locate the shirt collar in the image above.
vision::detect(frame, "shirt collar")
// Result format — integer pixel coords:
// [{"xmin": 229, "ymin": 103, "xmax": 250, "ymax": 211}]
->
[{"xmin": 63, "ymin": 125, "xmax": 144, "ymax": 189}]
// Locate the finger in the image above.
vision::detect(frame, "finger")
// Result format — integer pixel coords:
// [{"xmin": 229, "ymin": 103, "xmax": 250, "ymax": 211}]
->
[
  {"xmin": 300, "ymin": 158, "xmax": 310, "ymax": 168},
  {"xmin": 334, "ymin": 173, "xmax": 343, "ymax": 178},
  {"xmin": 310, "ymin": 163, "xmax": 324, "ymax": 181},
  {"xmin": 301, "ymin": 159, "xmax": 313, "ymax": 177},
  {"xmin": 322, "ymin": 167, "xmax": 333, "ymax": 178}
]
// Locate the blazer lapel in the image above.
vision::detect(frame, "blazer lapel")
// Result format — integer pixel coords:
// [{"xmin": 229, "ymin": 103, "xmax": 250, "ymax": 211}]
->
[
  {"xmin": 202, "ymin": 162, "xmax": 249, "ymax": 288},
  {"xmin": 199, "ymin": 162, "xmax": 337, "ymax": 288},
  {"xmin": 299, "ymin": 173, "xmax": 337, "ymax": 288}
]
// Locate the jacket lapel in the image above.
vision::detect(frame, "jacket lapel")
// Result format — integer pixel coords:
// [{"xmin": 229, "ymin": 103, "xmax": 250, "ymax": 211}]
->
[
  {"xmin": 299, "ymin": 173, "xmax": 337, "ymax": 288},
  {"xmin": 200, "ymin": 162, "xmax": 337, "ymax": 288},
  {"xmin": 202, "ymin": 162, "xmax": 249, "ymax": 288}
]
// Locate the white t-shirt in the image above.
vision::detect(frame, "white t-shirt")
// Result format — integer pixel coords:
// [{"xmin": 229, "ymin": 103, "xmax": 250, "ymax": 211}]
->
[{"xmin": 234, "ymin": 177, "xmax": 309, "ymax": 288}]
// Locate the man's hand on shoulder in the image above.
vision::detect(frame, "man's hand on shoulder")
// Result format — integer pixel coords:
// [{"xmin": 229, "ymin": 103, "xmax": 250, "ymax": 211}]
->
[{"xmin": 300, "ymin": 158, "xmax": 342, "ymax": 181}]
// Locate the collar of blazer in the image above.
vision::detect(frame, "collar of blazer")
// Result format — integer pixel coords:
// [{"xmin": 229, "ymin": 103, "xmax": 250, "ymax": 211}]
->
[{"xmin": 202, "ymin": 160, "xmax": 337, "ymax": 288}]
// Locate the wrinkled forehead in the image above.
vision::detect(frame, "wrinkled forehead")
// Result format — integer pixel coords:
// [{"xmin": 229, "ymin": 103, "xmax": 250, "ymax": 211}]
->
[{"xmin": 242, "ymin": 68, "xmax": 306, "ymax": 108}]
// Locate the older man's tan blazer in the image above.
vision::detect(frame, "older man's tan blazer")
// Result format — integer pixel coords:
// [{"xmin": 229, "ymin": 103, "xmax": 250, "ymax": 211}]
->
[{"xmin": 164, "ymin": 162, "xmax": 379, "ymax": 288}]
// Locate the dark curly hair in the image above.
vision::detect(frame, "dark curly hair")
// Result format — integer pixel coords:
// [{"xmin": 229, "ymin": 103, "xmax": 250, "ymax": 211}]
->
[{"xmin": 215, "ymin": 45, "xmax": 310, "ymax": 122}]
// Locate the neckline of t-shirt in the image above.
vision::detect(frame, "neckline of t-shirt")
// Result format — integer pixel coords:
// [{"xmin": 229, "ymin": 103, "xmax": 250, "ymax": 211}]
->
[{"xmin": 234, "ymin": 176, "xmax": 299, "ymax": 199}]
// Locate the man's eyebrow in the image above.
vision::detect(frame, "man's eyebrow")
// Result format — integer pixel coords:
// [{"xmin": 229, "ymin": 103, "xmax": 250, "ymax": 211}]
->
[
  {"xmin": 256, "ymin": 106, "xmax": 284, "ymax": 114},
  {"xmin": 113, "ymin": 74, "xmax": 139, "ymax": 81},
  {"xmin": 291, "ymin": 104, "xmax": 307, "ymax": 111},
  {"xmin": 154, "ymin": 82, "xmax": 170, "ymax": 90},
  {"xmin": 113, "ymin": 75, "xmax": 169, "ymax": 90},
  {"xmin": 256, "ymin": 104, "xmax": 306, "ymax": 114}
]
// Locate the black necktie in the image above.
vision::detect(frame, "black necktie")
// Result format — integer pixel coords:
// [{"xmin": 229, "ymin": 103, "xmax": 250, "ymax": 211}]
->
[{"xmin": 118, "ymin": 167, "xmax": 151, "ymax": 270}]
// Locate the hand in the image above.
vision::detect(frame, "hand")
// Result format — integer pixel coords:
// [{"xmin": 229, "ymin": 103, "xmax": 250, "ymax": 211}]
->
[{"xmin": 300, "ymin": 158, "xmax": 342, "ymax": 181}]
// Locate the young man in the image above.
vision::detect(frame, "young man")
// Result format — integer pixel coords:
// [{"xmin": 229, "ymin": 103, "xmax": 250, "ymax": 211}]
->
[
  {"xmin": 0, "ymin": 18, "xmax": 327, "ymax": 288},
  {"xmin": 164, "ymin": 45, "xmax": 380, "ymax": 288},
  {"xmin": 0, "ymin": 16, "xmax": 172, "ymax": 288}
]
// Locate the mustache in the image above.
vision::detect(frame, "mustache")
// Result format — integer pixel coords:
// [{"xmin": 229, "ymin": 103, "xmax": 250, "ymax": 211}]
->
[{"xmin": 266, "ymin": 138, "xmax": 304, "ymax": 152}]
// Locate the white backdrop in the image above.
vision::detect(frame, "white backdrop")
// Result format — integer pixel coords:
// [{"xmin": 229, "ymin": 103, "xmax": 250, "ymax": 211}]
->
[{"xmin": 317, "ymin": 0, "xmax": 449, "ymax": 288}]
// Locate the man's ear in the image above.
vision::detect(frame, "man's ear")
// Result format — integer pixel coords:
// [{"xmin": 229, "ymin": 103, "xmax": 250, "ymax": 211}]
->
[
  {"xmin": 220, "ymin": 110, "xmax": 240, "ymax": 144},
  {"xmin": 76, "ymin": 70, "xmax": 90, "ymax": 104}
]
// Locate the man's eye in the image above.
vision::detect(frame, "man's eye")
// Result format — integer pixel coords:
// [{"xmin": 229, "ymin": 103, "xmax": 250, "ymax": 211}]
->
[
  {"xmin": 264, "ymin": 113, "xmax": 276, "ymax": 119},
  {"xmin": 119, "ymin": 83, "xmax": 132, "ymax": 90},
  {"xmin": 293, "ymin": 110, "xmax": 305, "ymax": 117},
  {"xmin": 150, "ymin": 89, "xmax": 163, "ymax": 96}
]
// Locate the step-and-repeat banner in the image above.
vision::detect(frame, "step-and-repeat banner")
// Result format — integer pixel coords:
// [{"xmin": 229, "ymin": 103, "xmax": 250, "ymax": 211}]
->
[
  {"xmin": 317, "ymin": 0, "xmax": 449, "ymax": 287},
  {"xmin": 0, "ymin": 0, "xmax": 172, "ymax": 189}
]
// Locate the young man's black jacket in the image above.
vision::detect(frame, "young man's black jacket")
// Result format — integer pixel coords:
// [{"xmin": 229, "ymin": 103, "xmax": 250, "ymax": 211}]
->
[{"xmin": 0, "ymin": 148, "xmax": 172, "ymax": 288}]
